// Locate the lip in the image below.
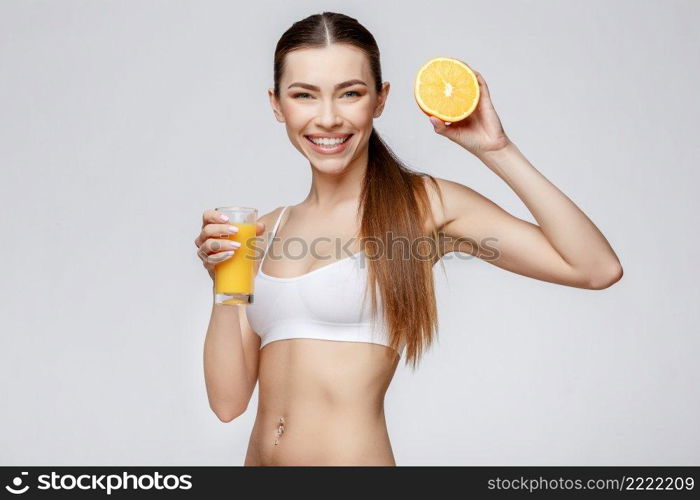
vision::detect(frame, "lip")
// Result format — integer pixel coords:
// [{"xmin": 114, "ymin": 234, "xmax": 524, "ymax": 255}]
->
[
  {"xmin": 304, "ymin": 133, "xmax": 353, "ymax": 155},
  {"xmin": 305, "ymin": 133, "xmax": 353, "ymax": 139}
]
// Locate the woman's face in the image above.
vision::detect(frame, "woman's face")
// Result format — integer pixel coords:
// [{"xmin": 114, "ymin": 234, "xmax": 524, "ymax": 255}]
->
[{"xmin": 269, "ymin": 43, "xmax": 390, "ymax": 172}]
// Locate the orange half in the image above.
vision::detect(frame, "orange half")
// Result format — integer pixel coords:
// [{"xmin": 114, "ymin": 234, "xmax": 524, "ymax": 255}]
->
[{"xmin": 414, "ymin": 57, "xmax": 480, "ymax": 122}]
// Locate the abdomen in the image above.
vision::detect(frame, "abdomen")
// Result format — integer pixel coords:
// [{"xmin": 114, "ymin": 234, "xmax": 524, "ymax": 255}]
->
[{"xmin": 244, "ymin": 338, "xmax": 399, "ymax": 466}]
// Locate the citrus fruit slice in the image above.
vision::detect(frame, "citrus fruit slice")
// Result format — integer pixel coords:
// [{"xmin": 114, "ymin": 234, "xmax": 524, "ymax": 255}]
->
[{"xmin": 414, "ymin": 57, "xmax": 480, "ymax": 123}]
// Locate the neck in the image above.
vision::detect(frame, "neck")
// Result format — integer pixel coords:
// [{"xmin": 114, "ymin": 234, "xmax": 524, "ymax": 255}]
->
[{"xmin": 303, "ymin": 146, "xmax": 368, "ymax": 211}]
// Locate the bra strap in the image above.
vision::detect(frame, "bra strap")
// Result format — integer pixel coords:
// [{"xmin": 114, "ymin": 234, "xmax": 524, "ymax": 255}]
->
[{"xmin": 263, "ymin": 205, "xmax": 289, "ymax": 262}]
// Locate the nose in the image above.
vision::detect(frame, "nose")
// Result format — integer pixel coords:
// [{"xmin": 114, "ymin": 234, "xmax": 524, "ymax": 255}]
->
[{"xmin": 316, "ymin": 98, "xmax": 343, "ymax": 129}]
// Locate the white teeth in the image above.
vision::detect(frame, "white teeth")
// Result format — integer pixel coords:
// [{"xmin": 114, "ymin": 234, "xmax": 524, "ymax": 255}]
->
[{"xmin": 308, "ymin": 135, "xmax": 350, "ymax": 146}]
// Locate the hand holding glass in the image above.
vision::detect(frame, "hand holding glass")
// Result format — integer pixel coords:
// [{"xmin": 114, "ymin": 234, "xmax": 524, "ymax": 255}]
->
[{"xmin": 213, "ymin": 206, "xmax": 258, "ymax": 305}]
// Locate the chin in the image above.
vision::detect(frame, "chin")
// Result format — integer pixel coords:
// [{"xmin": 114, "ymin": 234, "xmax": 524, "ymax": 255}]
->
[{"xmin": 310, "ymin": 161, "xmax": 350, "ymax": 174}]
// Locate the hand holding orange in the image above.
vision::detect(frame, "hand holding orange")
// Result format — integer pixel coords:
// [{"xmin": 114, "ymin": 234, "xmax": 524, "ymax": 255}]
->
[{"xmin": 415, "ymin": 57, "xmax": 511, "ymax": 155}]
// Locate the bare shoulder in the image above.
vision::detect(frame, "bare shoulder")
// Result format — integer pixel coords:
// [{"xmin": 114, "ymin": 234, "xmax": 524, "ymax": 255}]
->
[
  {"xmin": 253, "ymin": 205, "xmax": 285, "ymax": 272},
  {"xmin": 419, "ymin": 174, "xmax": 474, "ymax": 233},
  {"xmin": 258, "ymin": 205, "xmax": 285, "ymax": 230},
  {"xmin": 422, "ymin": 175, "xmax": 487, "ymax": 227},
  {"xmin": 420, "ymin": 175, "xmax": 490, "ymax": 257},
  {"xmin": 419, "ymin": 175, "xmax": 444, "ymax": 234}
]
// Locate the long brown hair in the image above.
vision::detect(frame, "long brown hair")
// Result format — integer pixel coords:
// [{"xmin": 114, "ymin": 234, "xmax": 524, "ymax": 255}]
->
[{"xmin": 273, "ymin": 11, "xmax": 447, "ymax": 370}]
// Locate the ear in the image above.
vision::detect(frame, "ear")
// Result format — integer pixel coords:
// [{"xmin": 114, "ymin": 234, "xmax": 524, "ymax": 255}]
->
[
  {"xmin": 373, "ymin": 81, "xmax": 390, "ymax": 118},
  {"xmin": 268, "ymin": 88, "xmax": 285, "ymax": 123}
]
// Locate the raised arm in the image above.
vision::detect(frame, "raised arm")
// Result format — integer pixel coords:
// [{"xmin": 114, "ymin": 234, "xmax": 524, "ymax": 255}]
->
[
  {"xmin": 426, "ymin": 67, "xmax": 622, "ymax": 290},
  {"xmin": 435, "ymin": 171, "xmax": 622, "ymax": 289}
]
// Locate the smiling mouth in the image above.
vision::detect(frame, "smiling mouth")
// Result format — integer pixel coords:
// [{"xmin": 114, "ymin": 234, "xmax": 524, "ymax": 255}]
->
[{"xmin": 304, "ymin": 134, "xmax": 353, "ymax": 147}]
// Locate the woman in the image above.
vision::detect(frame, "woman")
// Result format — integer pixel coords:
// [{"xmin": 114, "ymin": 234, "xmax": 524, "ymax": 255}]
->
[{"xmin": 195, "ymin": 12, "xmax": 623, "ymax": 466}]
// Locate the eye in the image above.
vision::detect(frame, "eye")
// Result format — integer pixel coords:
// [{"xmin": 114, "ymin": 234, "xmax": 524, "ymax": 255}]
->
[{"xmin": 292, "ymin": 90, "xmax": 361, "ymax": 99}]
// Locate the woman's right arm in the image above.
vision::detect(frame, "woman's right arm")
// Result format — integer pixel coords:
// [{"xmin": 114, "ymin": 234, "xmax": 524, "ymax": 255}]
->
[
  {"xmin": 196, "ymin": 209, "xmax": 265, "ymax": 422},
  {"xmin": 203, "ymin": 302, "xmax": 257, "ymax": 422}
]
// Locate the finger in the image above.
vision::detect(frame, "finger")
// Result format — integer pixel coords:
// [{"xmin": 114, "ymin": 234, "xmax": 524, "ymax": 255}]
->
[
  {"xmin": 196, "ymin": 238, "xmax": 235, "ymax": 260},
  {"xmin": 429, "ymin": 115, "xmax": 447, "ymax": 134},
  {"xmin": 205, "ymin": 249, "xmax": 236, "ymax": 265},
  {"xmin": 195, "ymin": 222, "xmax": 239, "ymax": 247},
  {"xmin": 196, "ymin": 245, "xmax": 210, "ymax": 262},
  {"xmin": 256, "ymin": 221, "xmax": 266, "ymax": 236},
  {"xmin": 202, "ymin": 237, "xmax": 241, "ymax": 256},
  {"xmin": 206, "ymin": 223, "xmax": 240, "ymax": 239},
  {"xmin": 475, "ymin": 72, "xmax": 490, "ymax": 98},
  {"xmin": 202, "ymin": 208, "xmax": 230, "ymax": 229},
  {"xmin": 197, "ymin": 241, "xmax": 236, "ymax": 263}
]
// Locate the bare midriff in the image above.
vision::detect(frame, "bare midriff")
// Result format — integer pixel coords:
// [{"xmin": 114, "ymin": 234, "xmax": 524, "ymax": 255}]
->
[{"xmin": 243, "ymin": 338, "xmax": 401, "ymax": 466}]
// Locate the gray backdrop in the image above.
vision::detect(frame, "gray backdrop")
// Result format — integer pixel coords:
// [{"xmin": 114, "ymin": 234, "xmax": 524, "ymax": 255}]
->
[{"xmin": 1, "ymin": 0, "xmax": 698, "ymax": 465}]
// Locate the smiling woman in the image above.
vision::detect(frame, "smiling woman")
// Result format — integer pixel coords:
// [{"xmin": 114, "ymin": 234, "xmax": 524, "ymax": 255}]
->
[
  {"xmin": 222, "ymin": 11, "xmax": 446, "ymax": 466},
  {"xmin": 265, "ymin": 19, "xmax": 444, "ymax": 371},
  {"xmin": 197, "ymin": 9, "xmax": 623, "ymax": 467}
]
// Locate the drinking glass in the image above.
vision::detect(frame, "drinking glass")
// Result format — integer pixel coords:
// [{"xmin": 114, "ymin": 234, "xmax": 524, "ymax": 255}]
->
[{"xmin": 213, "ymin": 206, "xmax": 258, "ymax": 305}]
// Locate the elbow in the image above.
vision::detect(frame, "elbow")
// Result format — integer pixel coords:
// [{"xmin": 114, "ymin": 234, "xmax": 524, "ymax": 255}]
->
[
  {"xmin": 212, "ymin": 401, "xmax": 248, "ymax": 423},
  {"xmin": 588, "ymin": 264, "xmax": 623, "ymax": 290}
]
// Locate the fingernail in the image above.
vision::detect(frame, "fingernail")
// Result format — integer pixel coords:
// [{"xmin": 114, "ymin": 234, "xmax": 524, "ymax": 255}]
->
[
  {"xmin": 227, "ymin": 225, "xmax": 238, "ymax": 233},
  {"xmin": 219, "ymin": 214, "xmax": 229, "ymax": 222}
]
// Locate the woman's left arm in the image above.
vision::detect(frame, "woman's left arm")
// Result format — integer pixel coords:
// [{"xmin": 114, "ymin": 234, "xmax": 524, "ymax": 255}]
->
[{"xmin": 429, "ymin": 68, "xmax": 623, "ymax": 290}]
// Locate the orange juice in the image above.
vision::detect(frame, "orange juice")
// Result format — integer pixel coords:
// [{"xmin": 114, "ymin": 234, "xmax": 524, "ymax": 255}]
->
[{"xmin": 214, "ymin": 222, "xmax": 257, "ymax": 305}]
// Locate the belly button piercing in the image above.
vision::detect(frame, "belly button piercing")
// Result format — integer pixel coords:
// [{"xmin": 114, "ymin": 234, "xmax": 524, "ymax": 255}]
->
[{"xmin": 273, "ymin": 416, "xmax": 286, "ymax": 445}]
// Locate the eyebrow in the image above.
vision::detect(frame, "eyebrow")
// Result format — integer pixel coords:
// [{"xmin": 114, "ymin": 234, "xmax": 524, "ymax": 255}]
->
[{"xmin": 287, "ymin": 79, "xmax": 368, "ymax": 91}]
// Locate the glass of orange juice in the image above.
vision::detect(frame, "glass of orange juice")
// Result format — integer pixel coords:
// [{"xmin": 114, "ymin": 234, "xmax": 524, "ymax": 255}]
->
[{"xmin": 213, "ymin": 206, "xmax": 258, "ymax": 305}]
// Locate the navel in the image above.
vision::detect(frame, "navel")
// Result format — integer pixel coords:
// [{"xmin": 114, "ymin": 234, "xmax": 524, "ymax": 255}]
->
[{"xmin": 273, "ymin": 416, "xmax": 285, "ymax": 446}]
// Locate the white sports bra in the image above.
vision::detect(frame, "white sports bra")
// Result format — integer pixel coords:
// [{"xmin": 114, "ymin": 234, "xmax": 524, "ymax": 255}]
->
[{"xmin": 246, "ymin": 205, "xmax": 407, "ymax": 359}]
